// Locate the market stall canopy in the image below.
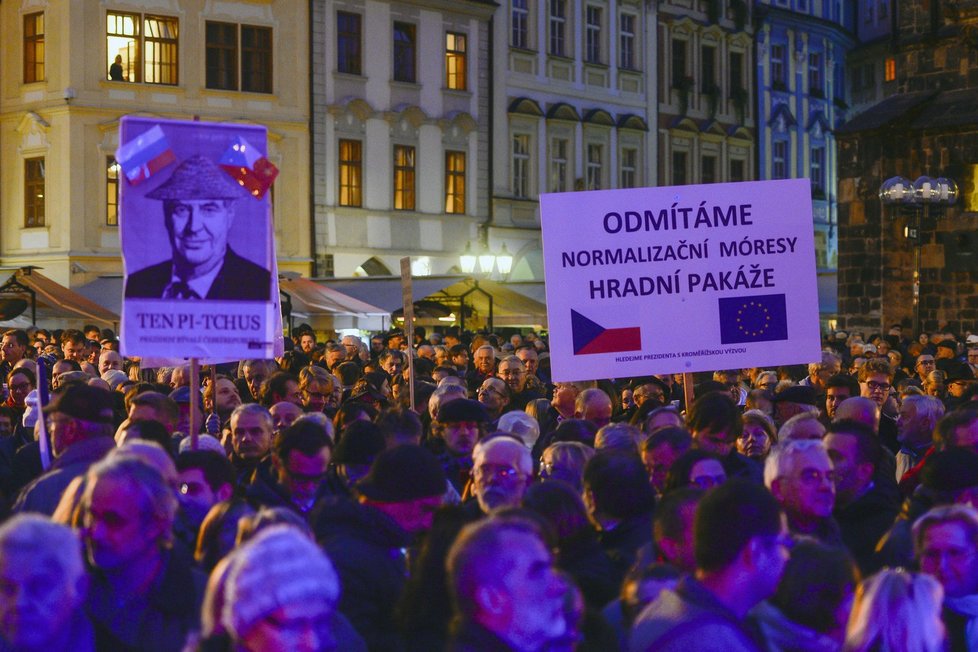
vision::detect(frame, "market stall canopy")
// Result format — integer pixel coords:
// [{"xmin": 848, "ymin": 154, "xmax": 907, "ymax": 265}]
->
[
  {"xmin": 323, "ymin": 276, "xmax": 548, "ymax": 328},
  {"xmin": 279, "ymin": 276, "xmax": 389, "ymax": 331},
  {"xmin": 0, "ymin": 268, "xmax": 118, "ymax": 326}
]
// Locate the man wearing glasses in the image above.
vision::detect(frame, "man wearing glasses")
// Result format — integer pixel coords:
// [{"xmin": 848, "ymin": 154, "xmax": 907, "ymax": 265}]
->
[
  {"xmin": 764, "ymin": 439, "xmax": 840, "ymax": 546},
  {"xmin": 476, "ymin": 377, "xmax": 510, "ymax": 428},
  {"xmin": 859, "ymin": 358, "xmax": 899, "ymax": 454}
]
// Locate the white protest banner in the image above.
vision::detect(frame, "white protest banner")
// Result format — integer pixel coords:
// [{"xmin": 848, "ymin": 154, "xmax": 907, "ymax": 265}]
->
[
  {"xmin": 540, "ymin": 179, "xmax": 821, "ymax": 382},
  {"xmin": 119, "ymin": 116, "xmax": 283, "ymax": 363}
]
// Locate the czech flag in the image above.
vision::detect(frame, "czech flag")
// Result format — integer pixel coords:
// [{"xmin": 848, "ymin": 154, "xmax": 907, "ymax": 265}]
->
[
  {"xmin": 571, "ymin": 310, "xmax": 642, "ymax": 355},
  {"xmin": 115, "ymin": 125, "xmax": 176, "ymax": 186},
  {"xmin": 219, "ymin": 137, "xmax": 279, "ymax": 199}
]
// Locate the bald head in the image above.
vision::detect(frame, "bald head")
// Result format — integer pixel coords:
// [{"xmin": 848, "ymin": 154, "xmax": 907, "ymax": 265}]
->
[{"xmin": 833, "ymin": 396, "xmax": 879, "ymax": 432}]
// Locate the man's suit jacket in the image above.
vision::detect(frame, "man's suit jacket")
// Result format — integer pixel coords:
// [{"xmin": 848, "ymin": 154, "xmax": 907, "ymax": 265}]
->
[{"xmin": 125, "ymin": 248, "xmax": 271, "ymax": 301}]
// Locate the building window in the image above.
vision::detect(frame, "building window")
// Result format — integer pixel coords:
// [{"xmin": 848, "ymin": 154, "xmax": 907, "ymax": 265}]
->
[
  {"xmin": 585, "ymin": 6, "xmax": 602, "ymax": 64},
  {"xmin": 730, "ymin": 159, "xmax": 745, "ymax": 182},
  {"xmin": 770, "ymin": 44, "xmax": 785, "ymax": 88},
  {"xmin": 204, "ymin": 23, "xmax": 273, "ymax": 93},
  {"xmin": 671, "ymin": 39, "xmax": 687, "ymax": 87},
  {"xmin": 885, "ymin": 57, "xmax": 896, "ymax": 82},
  {"xmin": 550, "ymin": 0, "xmax": 566, "ymax": 56},
  {"xmin": 808, "ymin": 52, "xmax": 823, "ymax": 96},
  {"xmin": 879, "ymin": 0, "xmax": 888, "ymax": 19},
  {"xmin": 446, "ymin": 33, "xmax": 467, "ymax": 90},
  {"xmin": 773, "ymin": 140, "xmax": 787, "ymax": 179},
  {"xmin": 672, "ymin": 151, "xmax": 687, "ymax": 185},
  {"xmin": 550, "ymin": 138, "xmax": 569, "ymax": 192},
  {"xmin": 337, "ymin": 12, "xmax": 362, "ymax": 75},
  {"xmin": 811, "ymin": 146, "xmax": 825, "ymax": 196},
  {"xmin": 106, "ymin": 12, "xmax": 179, "ymax": 85},
  {"xmin": 512, "ymin": 0, "xmax": 529, "ymax": 49},
  {"xmin": 23, "ymin": 12, "xmax": 44, "ymax": 83},
  {"xmin": 393, "ymin": 22, "xmax": 416, "ymax": 83},
  {"xmin": 702, "ymin": 155, "xmax": 717, "ymax": 184},
  {"xmin": 393, "ymin": 145, "xmax": 416, "ymax": 210},
  {"xmin": 729, "ymin": 51, "xmax": 744, "ymax": 92},
  {"xmin": 701, "ymin": 45, "xmax": 716, "ymax": 92},
  {"xmin": 24, "ymin": 158, "xmax": 44, "ymax": 228},
  {"xmin": 106, "ymin": 158, "xmax": 120, "ymax": 226},
  {"xmin": 338, "ymin": 139, "xmax": 362, "ymax": 208},
  {"xmin": 619, "ymin": 14, "xmax": 635, "ymax": 69},
  {"xmin": 445, "ymin": 151, "xmax": 466, "ymax": 213},
  {"xmin": 621, "ymin": 147, "xmax": 638, "ymax": 188},
  {"xmin": 586, "ymin": 144, "xmax": 603, "ymax": 190},
  {"xmin": 512, "ymin": 134, "xmax": 530, "ymax": 198}
]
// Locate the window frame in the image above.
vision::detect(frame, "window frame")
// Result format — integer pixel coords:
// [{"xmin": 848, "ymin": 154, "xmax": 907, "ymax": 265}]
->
[
  {"xmin": 445, "ymin": 150, "xmax": 466, "ymax": 214},
  {"xmin": 338, "ymin": 139, "xmax": 363, "ymax": 208},
  {"xmin": 205, "ymin": 21, "xmax": 238, "ymax": 91},
  {"xmin": 512, "ymin": 0, "xmax": 529, "ymax": 49},
  {"xmin": 24, "ymin": 158, "xmax": 45, "ymax": 229},
  {"xmin": 512, "ymin": 134, "xmax": 531, "ymax": 198},
  {"xmin": 337, "ymin": 12, "xmax": 363, "ymax": 75},
  {"xmin": 584, "ymin": 5, "xmax": 602, "ymax": 64},
  {"xmin": 671, "ymin": 150, "xmax": 688, "ymax": 186},
  {"xmin": 671, "ymin": 39, "xmax": 688, "ymax": 88},
  {"xmin": 241, "ymin": 25, "xmax": 272, "ymax": 93},
  {"xmin": 585, "ymin": 142, "xmax": 603, "ymax": 190},
  {"xmin": 23, "ymin": 12, "xmax": 44, "ymax": 83},
  {"xmin": 810, "ymin": 145, "xmax": 825, "ymax": 197},
  {"xmin": 701, "ymin": 44, "xmax": 716, "ymax": 93},
  {"xmin": 393, "ymin": 22, "xmax": 417, "ymax": 83},
  {"xmin": 620, "ymin": 147, "xmax": 638, "ymax": 188},
  {"xmin": 550, "ymin": 137, "xmax": 569, "ymax": 192},
  {"xmin": 772, "ymin": 139, "xmax": 788, "ymax": 180},
  {"xmin": 702, "ymin": 155, "xmax": 717, "ymax": 184},
  {"xmin": 106, "ymin": 157, "xmax": 120, "ymax": 227},
  {"xmin": 550, "ymin": 0, "xmax": 567, "ymax": 57},
  {"xmin": 808, "ymin": 51, "xmax": 823, "ymax": 96},
  {"xmin": 106, "ymin": 11, "xmax": 179, "ymax": 86},
  {"xmin": 619, "ymin": 13, "xmax": 636, "ymax": 70},
  {"xmin": 770, "ymin": 43, "xmax": 785, "ymax": 88},
  {"xmin": 445, "ymin": 32, "xmax": 467, "ymax": 91},
  {"xmin": 393, "ymin": 144, "xmax": 416, "ymax": 210}
]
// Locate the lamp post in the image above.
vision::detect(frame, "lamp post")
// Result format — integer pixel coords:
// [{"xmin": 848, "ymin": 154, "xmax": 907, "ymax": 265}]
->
[
  {"xmin": 458, "ymin": 242, "xmax": 513, "ymax": 331},
  {"xmin": 879, "ymin": 175, "xmax": 957, "ymax": 337}
]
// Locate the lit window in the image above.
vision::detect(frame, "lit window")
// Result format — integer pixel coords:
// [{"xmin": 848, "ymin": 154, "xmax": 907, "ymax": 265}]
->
[
  {"xmin": 393, "ymin": 22, "xmax": 416, "ymax": 83},
  {"xmin": 445, "ymin": 151, "xmax": 466, "ymax": 213},
  {"xmin": 446, "ymin": 33, "xmax": 467, "ymax": 90},
  {"xmin": 619, "ymin": 14, "xmax": 635, "ymax": 69},
  {"xmin": 585, "ymin": 6, "xmax": 602, "ymax": 64},
  {"xmin": 620, "ymin": 147, "xmax": 637, "ymax": 188},
  {"xmin": 885, "ymin": 57, "xmax": 896, "ymax": 82},
  {"xmin": 24, "ymin": 158, "xmax": 45, "ymax": 228},
  {"xmin": 106, "ymin": 12, "xmax": 179, "ymax": 85},
  {"xmin": 23, "ymin": 12, "xmax": 44, "ymax": 83},
  {"xmin": 107, "ymin": 157, "xmax": 120, "ymax": 226},
  {"xmin": 586, "ymin": 143, "xmax": 602, "ymax": 190},
  {"xmin": 512, "ymin": 135, "xmax": 530, "ymax": 198},
  {"xmin": 550, "ymin": 0, "xmax": 566, "ymax": 56},
  {"xmin": 550, "ymin": 138, "xmax": 568, "ymax": 192},
  {"xmin": 337, "ymin": 12, "xmax": 362, "ymax": 75},
  {"xmin": 393, "ymin": 145, "xmax": 416, "ymax": 210},
  {"xmin": 512, "ymin": 0, "xmax": 529, "ymax": 49},
  {"xmin": 338, "ymin": 140, "xmax": 362, "ymax": 208}
]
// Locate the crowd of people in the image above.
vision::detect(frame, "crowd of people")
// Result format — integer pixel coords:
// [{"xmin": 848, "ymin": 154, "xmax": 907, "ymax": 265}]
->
[{"xmin": 1, "ymin": 322, "xmax": 978, "ymax": 651}]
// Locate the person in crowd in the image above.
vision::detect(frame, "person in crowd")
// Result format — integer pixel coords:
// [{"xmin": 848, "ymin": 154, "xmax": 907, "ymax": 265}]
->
[
  {"xmin": 824, "ymin": 419, "xmax": 900, "ymax": 573},
  {"xmin": 630, "ymin": 480, "xmax": 791, "ymax": 652},
  {"xmin": 269, "ymin": 400, "xmax": 303, "ymax": 437},
  {"xmin": 0, "ymin": 329, "xmax": 29, "ymax": 382},
  {"xmin": 772, "ymin": 386, "xmax": 820, "ymax": 430},
  {"xmin": 311, "ymin": 444, "xmax": 445, "ymax": 650},
  {"xmin": 237, "ymin": 359, "xmax": 270, "ymax": 404},
  {"xmin": 652, "ymin": 486, "xmax": 704, "ymax": 573},
  {"xmin": 539, "ymin": 441, "xmax": 594, "ymax": 493},
  {"xmin": 470, "ymin": 435, "xmax": 532, "ymax": 515},
  {"xmin": 446, "ymin": 515, "xmax": 568, "ymax": 651},
  {"xmin": 913, "ymin": 504, "xmax": 978, "ymax": 652},
  {"xmin": 574, "ymin": 387, "xmax": 613, "ymax": 430},
  {"xmin": 750, "ymin": 539, "xmax": 858, "ymax": 652},
  {"xmin": 81, "ymin": 454, "xmax": 202, "ymax": 651},
  {"xmin": 859, "ymin": 358, "xmax": 899, "ymax": 452},
  {"xmin": 203, "ymin": 375, "xmax": 242, "ymax": 427},
  {"xmin": 476, "ymin": 376, "xmax": 510, "ymax": 427},
  {"xmin": 844, "ymin": 569, "xmax": 945, "ymax": 652},
  {"xmin": 778, "ymin": 412, "xmax": 826, "ymax": 441},
  {"xmin": 663, "ymin": 448, "xmax": 728, "ymax": 493},
  {"xmin": 687, "ymin": 391, "xmax": 762, "ymax": 483},
  {"xmin": 128, "ymin": 390, "xmax": 180, "ymax": 435},
  {"xmin": 641, "ymin": 426, "xmax": 693, "ymax": 495},
  {"xmin": 539, "ymin": 380, "xmax": 589, "ymax": 437},
  {"xmin": 739, "ymin": 409, "xmax": 777, "ymax": 462},
  {"xmin": 426, "ymin": 398, "xmax": 489, "ymax": 494},
  {"xmin": 824, "ymin": 373, "xmax": 860, "ymax": 422},
  {"xmin": 765, "ymin": 439, "xmax": 841, "ymax": 544},
  {"xmin": 0, "ymin": 514, "xmax": 94, "ymax": 651},
  {"xmin": 227, "ymin": 403, "xmax": 274, "ymax": 485},
  {"xmin": 896, "ymin": 394, "xmax": 944, "ymax": 482},
  {"xmin": 174, "ymin": 449, "xmax": 235, "ymax": 536},
  {"xmin": 248, "ymin": 419, "xmax": 333, "ymax": 515},
  {"xmin": 498, "ymin": 355, "xmax": 544, "ymax": 411}
]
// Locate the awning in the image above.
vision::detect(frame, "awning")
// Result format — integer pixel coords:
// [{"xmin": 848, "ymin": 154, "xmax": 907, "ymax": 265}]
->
[
  {"xmin": 279, "ymin": 276, "xmax": 389, "ymax": 330},
  {"xmin": 321, "ymin": 276, "xmax": 548, "ymax": 328},
  {"xmin": 1, "ymin": 268, "xmax": 118, "ymax": 325}
]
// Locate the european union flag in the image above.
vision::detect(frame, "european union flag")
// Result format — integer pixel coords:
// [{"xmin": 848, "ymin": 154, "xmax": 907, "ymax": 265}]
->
[{"xmin": 718, "ymin": 294, "xmax": 789, "ymax": 344}]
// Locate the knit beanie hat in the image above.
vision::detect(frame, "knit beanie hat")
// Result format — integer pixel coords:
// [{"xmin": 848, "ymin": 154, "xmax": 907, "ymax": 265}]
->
[{"xmin": 222, "ymin": 525, "xmax": 339, "ymax": 638}]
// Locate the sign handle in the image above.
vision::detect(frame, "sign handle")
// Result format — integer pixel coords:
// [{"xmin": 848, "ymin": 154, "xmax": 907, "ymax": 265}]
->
[
  {"xmin": 189, "ymin": 358, "xmax": 199, "ymax": 451},
  {"xmin": 400, "ymin": 258, "xmax": 415, "ymax": 412},
  {"xmin": 682, "ymin": 372, "xmax": 694, "ymax": 415}
]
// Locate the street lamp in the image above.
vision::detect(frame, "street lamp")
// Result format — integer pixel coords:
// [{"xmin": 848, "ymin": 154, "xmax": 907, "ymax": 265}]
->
[
  {"xmin": 879, "ymin": 175, "xmax": 958, "ymax": 336},
  {"xmin": 458, "ymin": 241, "xmax": 514, "ymax": 331}
]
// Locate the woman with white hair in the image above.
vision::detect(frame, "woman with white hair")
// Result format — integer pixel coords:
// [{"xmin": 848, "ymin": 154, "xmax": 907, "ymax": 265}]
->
[{"xmin": 844, "ymin": 569, "xmax": 945, "ymax": 652}]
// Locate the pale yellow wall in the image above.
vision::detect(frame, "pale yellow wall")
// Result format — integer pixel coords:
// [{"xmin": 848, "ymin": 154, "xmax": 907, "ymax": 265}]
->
[{"xmin": 0, "ymin": 0, "xmax": 311, "ymax": 288}]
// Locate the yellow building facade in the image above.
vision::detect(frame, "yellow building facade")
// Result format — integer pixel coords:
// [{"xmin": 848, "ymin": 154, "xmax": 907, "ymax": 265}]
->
[{"xmin": 0, "ymin": 0, "xmax": 311, "ymax": 290}]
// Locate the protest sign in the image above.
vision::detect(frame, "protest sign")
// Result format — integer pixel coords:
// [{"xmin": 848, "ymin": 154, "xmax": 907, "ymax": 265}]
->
[
  {"xmin": 540, "ymin": 179, "xmax": 821, "ymax": 382},
  {"xmin": 119, "ymin": 116, "xmax": 283, "ymax": 363}
]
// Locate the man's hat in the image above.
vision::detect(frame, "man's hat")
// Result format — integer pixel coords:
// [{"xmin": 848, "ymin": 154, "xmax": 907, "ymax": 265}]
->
[
  {"xmin": 43, "ymin": 384, "xmax": 115, "ymax": 423},
  {"xmin": 437, "ymin": 398, "xmax": 489, "ymax": 424},
  {"xmin": 937, "ymin": 340, "xmax": 958, "ymax": 352},
  {"xmin": 921, "ymin": 449, "xmax": 978, "ymax": 493},
  {"xmin": 945, "ymin": 363, "xmax": 975, "ymax": 384},
  {"xmin": 771, "ymin": 385, "xmax": 818, "ymax": 406},
  {"xmin": 356, "ymin": 445, "xmax": 446, "ymax": 503},
  {"xmin": 967, "ymin": 334, "xmax": 978, "ymax": 345},
  {"xmin": 146, "ymin": 155, "xmax": 250, "ymax": 201}
]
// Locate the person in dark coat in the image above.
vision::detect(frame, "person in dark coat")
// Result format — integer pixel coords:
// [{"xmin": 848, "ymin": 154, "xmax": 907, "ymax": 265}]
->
[
  {"xmin": 124, "ymin": 155, "xmax": 270, "ymax": 301},
  {"xmin": 311, "ymin": 444, "xmax": 447, "ymax": 651}
]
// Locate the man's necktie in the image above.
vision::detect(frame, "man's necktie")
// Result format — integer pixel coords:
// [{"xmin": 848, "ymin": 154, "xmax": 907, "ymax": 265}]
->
[{"xmin": 163, "ymin": 281, "xmax": 201, "ymax": 300}]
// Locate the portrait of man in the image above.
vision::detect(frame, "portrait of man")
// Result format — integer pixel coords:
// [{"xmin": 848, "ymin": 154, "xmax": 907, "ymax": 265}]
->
[{"xmin": 124, "ymin": 154, "xmax": 271, "ymax": 301}]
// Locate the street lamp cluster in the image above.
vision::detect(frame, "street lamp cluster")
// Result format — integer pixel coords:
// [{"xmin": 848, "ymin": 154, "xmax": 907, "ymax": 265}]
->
[
  {"xmin": 459, "ymin": 241, "xmax": 514, "ymax": 277},
  {"xmin": 879, "ymin": 175, "xmax": 958, "ymax": 335}
]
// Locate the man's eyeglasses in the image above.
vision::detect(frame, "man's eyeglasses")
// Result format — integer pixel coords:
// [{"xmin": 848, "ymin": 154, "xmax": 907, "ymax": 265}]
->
[
  {"xmin": 795, "ymin": 468, "xmax": 837, "ymax": 486},
  {"xmin": 865, "ymin": 380, "xmax": 892, "ymax": 393},
  {"xmin": 478, "ymin": 387, "xmax": 505, "ymax": 399},
  {"xmin": 475, "ymin": 464, "xmax": 523, "ymax": 482}
]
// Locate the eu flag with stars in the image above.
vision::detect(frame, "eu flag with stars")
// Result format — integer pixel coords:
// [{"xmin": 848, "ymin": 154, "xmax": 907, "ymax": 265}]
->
[{"xmin": 718, "ymin": 294, "xmax": 789, "ymax": 344}]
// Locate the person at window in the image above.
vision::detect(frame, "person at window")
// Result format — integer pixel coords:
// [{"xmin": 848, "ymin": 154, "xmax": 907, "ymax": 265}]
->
[{"xmin": 109, "ymin": 55, "xmax": 125, "ymax": 81}]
